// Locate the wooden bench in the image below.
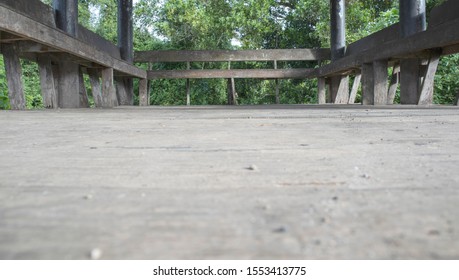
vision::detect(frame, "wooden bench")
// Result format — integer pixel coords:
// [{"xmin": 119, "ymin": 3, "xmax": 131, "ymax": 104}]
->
[
  {"xmin": 0, "ymin": 0, "xmax": 146, "ymax": 109},
  {"xmin": 135, "ymin": 49, "xmax": 329, "ymax": 105},
  {"xmin": 314, "ymin": 0, "xmax": 459, "ymax": 105}
]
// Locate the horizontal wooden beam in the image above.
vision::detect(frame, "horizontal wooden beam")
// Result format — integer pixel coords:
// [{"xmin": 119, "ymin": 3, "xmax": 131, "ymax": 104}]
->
[
  {"xmin": 0, "ymin": 5, "xmax": 146, "ymax": 79},
  {"xmin": 429, "ymin": 0, "xmax": 459, "ymax": 28},
  {"xmin": 315, "ymin": 15, "xmax": 459, "ymax": 78},
  {"xmin": 135, "ymin": 49, "xmax": 330, "ymax": 63},
  {"xmin": 148, "ymin": 69, "xmax": 314, "ymax": 79},
  {"xmin": 345, "ymin": 23, "xmax": 399, "ymax": 56}
]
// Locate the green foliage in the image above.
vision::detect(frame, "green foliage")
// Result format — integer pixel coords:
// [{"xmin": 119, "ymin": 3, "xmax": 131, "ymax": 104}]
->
[
  {"xmin": 0, "ymin": 57, "xmax": 10, "ymax": 110},
  {"xmin": 434, "ymin": 55, "xmax": 459, "ymax": 104},
  {"xmin": 21, "ymin": 60, "xmax": 43, "ymax": 109}
]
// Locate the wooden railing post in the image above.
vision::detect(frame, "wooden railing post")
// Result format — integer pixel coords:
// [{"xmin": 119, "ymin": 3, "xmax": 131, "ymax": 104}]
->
[
  {"xmin": 37, "ymin": 55, "xmax": 58, "ymax": 108},
  {"xmin": 2, "ymin": 43, "xmax": 25, "ymax": 110},
  {"xmin": 348, "ymin": 73, "xmax": 361, "ymax": 104},
  {"xmin": 52, "ymin": 0, "xmax": 80, "ymax": 108},
  {"xmin": 418, "ymin": 51, "xmax": 441, "ymax": 105},
  {"xmin": 330, "ymin": 0, "xmax": 349, "ymax": 104},
  {"xmin": 139, "ymin": 78, "xmax": 149, "ymax": 106},
  {"xmin": 101, "ymin": 68, "xmax": 118, "ymax": 108},
  {"xmin": 373, "ymin": 59, "xmax": 389, "ymax": 105},
  {"xmin": 186, "ymin": 62, "xmax": 191, "ymax": 106},
  {"xmin": 399, "ymin": 0, "xmax": 426, "ymax": 104}
]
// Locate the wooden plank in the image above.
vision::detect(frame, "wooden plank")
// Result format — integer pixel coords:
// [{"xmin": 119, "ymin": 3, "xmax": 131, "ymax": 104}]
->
[
  {"xmin": 186, "ymin": 62, "xmax": 191, "ymax": 106},
  {"xmin": 361, "ymin": 63, "xmax": 374, "ymax": 105},
  {"xmin": 147, "ymin": 69, "xmax": 313, "ymax": 79},
  {"xmin": 77, "ymin": 25, "xmax": 121, "ymax": 60},
  {"xmin": 348, "ymin": 73, "xmax": 361, "ymax": 104},
  {"xmin": 57, "ymin": 61, "xmax": 79, "ymax": 108},
  {"xmin": 346, "ymin": 23, "xmax": 399, "ymax": 56},
  {"xmin": 0, "ymin": 5, "xmax": 146, "ymax": 78},
  {"xmin": 139, "ymin": 78, "xmax": 149, "ymax": 106},
  {"xmin": 429, "ymin": 0, "xmax": 459, "ymax": 28},
  {"xmin": 0, "ymin": 0, "xmax": 56, "ymax": 28},
  {"xmin": 79, "ymin": 68, "xmax": 89, "ymax": 108},
  {"xmin": 87, "ymin": 68, "xmax": 103, "ymax": 108},
  {"xmin": 317, "ymin": 77, "xmax": 326, "ymax": 104},
  {"xmin": 387, "ymin": 65, "xmax": 400, "ymax": 105},
  {"xmin": 315, "ymin": 15, "xmax": 459, "ymax": 78},
  {"xmin": 101, "ymin": 68, "xmax": 118, "ymax": 108},
  {"xmin": 400, "ymin": 58, "xmax": 421, "ymax": 104},
  {"xmin": 2, "ymin": 43, "xmax": 25, "ymax": 109},
  {"xmin": 17, "ymin": 41, "xmax": 61, "ymax": 53},
  {"xmin": 333, "ymin": 76, "xmax": 349, "ymax": 104},
  {"xmin": 135, "ymin": 49, "xmax": 331, "ymax": 63},
  {"xmin": 0, "ymin": 32, "xmax": 27, "ymax": 43},
  {"xmin": 373, "ymin": 59, "xmax": 388, "ymax": 105},
  {"xmin": 115, "ymin": 77, "xmax": 132, "ymax": 106},
  {"xmin": 418, "ymin": 52, "xmax": 441, "ymax": 105},
  {"xmin": 37, "ymin": 55, "xmax": 57, "ymax": 108}
]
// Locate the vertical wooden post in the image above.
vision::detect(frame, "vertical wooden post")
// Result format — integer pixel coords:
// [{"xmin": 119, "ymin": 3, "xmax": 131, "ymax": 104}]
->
[
  {"xmin": 318, "ymin": 77, "xmax": 326, "ymax": 104},
  {"xmin": 231, "ymin": 78, "xmax": 237, "ymax": 105},
  {"xmin": 57, "ymin": 61, "xmax": 79, "ymax": 108},
  {"xmin": 274, "ymin": 60, "xmax": 280, "ymax": 104},
  {"xmin": 373, "ymin": 59, "xmax": 388, "ymax": 105},
  {"xmin": 115, "ymin": 77, "xmax": 133, "ymax": 105},
  {"xmin": 330, "ymin": 0, "xmax": 346, "ymax": 61},
  {"xmin": 53, "ymin": 0, "xmax": 78, "ymax": 36},
  {"xmin": 226, "ymin": 61, "xmax": 237, "ymax": 105},
  {"xmin": 2, "ymin": 44, "xmax": 25, "ymax": 110},
  {"xmin": 101, "ymin": 68, "xmax": 118, "ymax": 108},
  {"xmin": 348, "ymin": 73, "xmax": 361, "ymax": 104},
  {"xmin": 387, "ymin": 64, "xmax": 400, "ymax": 105},
  {"xmin": 53, "ymin": 0, "xmax": 80, "ymax": 108},
  {"xmin": 399, "ymin": 0, "xmax": 426, "ymax": 104},
  {"xmin": 330, "ymin": 0, "xmax": 348, "ymax": 104},
  {"xmin": 400, "ymin": 58, "xmax": 421, "ymax": 104},
  {"xmin": 186, "ymin": 61, "xmax": 191, "ymax": 106},
  {"xmin": 139, "ymin": 78, "xmax": 149, "ymax": 106},
  {"xmin": 87, "ymin": 69, "xmax": 103, "ymax": 108},
  {"xmin": 117, "ymin": 0, "xmax": 134, "ymax": 105},
  {"xmin": 361, "ymin": 63, "xmax": 374, "ymax": 105},
  {"xmin": 37, "ymin": 55, "xmax": 57, "ymax": 109},
  {"xmin": 333, "ymin": 76, "xmax": 349, "ymax": 104},
  {"xmin": 418, "ymin": 51, "xmax": 441, "ymax": 105}
]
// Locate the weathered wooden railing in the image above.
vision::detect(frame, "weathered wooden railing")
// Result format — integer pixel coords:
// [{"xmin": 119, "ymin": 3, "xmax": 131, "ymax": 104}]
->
[
  {"xmin": 0, "ymin": 0, "xmax": 146, "ymax": 109},
  {"xmin": 314, "ymin": 0, "xmax": 459, "ymax": 106},
  {"xmin": 134, "ymin": 49, "xmax": 330, "ymax": 105}
]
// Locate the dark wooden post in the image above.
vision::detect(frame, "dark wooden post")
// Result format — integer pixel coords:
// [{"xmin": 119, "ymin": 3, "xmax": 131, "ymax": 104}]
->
[
  {"xmin": 52, "ymin": 0, "xmax": 80, "ymax": 108},
  {"xmin": 399, "ymin": 0, "xmax": 426, "ymax": 104},
  {"xmin": 116, "ymin": 0, "xmax": 134, "ymax": 105},
  {"xmin": 330, "ymin": 0, "xmax": 345, "ymax": 61},
  {"xmin": 53, "ymin": 0, "xmax": 78, "ymax": 36},
  {"xmin": 37, "ymin": 55, "xmax": 57, "ymax": 108},
  {"xmin": 329, "ymin": 0, "xmax": 349, "ymax": 104},
  {"xmin": 348, "ymin": 73, "xmax": 361, "ymax": 104}
]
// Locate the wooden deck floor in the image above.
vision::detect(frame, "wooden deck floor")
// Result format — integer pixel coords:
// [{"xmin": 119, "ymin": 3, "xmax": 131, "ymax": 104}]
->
[{"xmin": 0, "ymin": 105, "xmax": 458, "ymax": 259}]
